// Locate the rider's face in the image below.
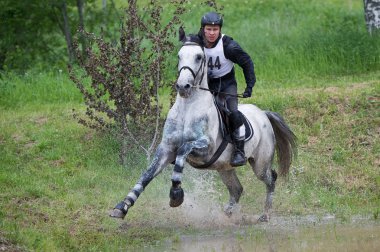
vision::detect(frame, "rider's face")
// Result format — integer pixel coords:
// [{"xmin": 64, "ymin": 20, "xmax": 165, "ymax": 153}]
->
[{"xmin": 204, "ymin": 25, "xmax": 221, "ymax": 45}]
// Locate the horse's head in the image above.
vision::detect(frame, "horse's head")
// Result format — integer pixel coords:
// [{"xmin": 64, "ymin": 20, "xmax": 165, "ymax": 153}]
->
[{"xmin": 176, "ymin": 28, "xmax": 206, "ymax": 98}]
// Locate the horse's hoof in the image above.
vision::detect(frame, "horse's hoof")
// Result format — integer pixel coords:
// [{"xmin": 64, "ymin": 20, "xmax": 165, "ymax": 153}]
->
[
  {"xmin": 224, "ymin": 202, "xmax": 240, "ymax": 217},
  {"xmin": 109, "ymin": 201, "xmax": 128, "ymax": 219},
  {"xmin": 224, "ymin": 205, "xmax": 233, "ymax": 217},
  {"xmin": 109, "ymin": 209, "xmax": 126, "ymax": 219},
  {"xmin": 169, "ymin": 186, "xmax": 184, "ymax": 207},
  {"xmin": 258, "ymin": 214, "xmax": 269, "ymax": 222}
]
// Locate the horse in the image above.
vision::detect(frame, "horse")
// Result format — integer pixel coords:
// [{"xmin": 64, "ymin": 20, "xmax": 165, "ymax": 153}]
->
[{"xmin": 110, "ymin": 29, "xmax": 297, "ymax": 222}]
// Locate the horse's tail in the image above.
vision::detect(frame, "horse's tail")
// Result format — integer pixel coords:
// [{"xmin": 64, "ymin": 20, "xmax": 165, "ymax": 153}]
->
[{"xmin": 265, "ymin": 111, "xmax": 297, "ymax": 176}]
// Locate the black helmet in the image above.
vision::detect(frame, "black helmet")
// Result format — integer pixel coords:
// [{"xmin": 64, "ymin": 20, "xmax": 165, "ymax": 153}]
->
[{"xmin": 201, "ymin": 12, "xmax": 223, "ymax": 27}]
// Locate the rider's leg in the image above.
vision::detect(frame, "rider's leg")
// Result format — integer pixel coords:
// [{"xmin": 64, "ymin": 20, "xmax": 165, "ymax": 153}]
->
[
  {"xmin": 229, "ymin": 110, "xmax": 247, "ymax": 166},
  {"xmin": 225, "ymin": 86, "xmax": 247, "ymax": 166}
]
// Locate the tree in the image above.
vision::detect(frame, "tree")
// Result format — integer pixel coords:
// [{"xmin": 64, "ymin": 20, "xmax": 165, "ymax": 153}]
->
[
  {"xmin": 363, "ymin": 0, "xmax": 380, "ymax": 34},
  {"xmin": 0, "ymin": 0, "xmax": 106, "ymax": 71},
  {"xmin": 69, "ymin": 0, "xmax": 188, "ymax": 164},
  {"xmin": 56, "ymin": 1, "xmax": 75, "ymax": 63},
  {"xmin": 0, "ymin": 0, "xmax": 62, "ymax": 70}
]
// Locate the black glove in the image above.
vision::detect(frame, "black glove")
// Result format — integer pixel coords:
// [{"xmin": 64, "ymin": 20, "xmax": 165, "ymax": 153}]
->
[{"xmin": 243, "ymin": 87, "xmax": 252, "ymax": 98}]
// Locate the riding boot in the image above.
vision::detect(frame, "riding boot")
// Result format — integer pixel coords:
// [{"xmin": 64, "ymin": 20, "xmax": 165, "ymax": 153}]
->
[{"xmin": 230, "ymin": 139, "xmax": 246, "ymax": 167}]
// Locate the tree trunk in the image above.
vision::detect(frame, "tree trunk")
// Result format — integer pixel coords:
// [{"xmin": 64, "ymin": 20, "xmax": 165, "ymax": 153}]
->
[
  {"xmin": 77, "ymin": 0, "xmax": 86, "ymax": 57},
  {"xmin": 102, "ymin": 0, "xmax": 107, "ymax": 27},
  {"xmin": 363, "ymin": 0, "xmax": 380, "ymax": 34},
  {"xmin": 60, "ymin": 1, "xmax": 74, "ymax": 63}
]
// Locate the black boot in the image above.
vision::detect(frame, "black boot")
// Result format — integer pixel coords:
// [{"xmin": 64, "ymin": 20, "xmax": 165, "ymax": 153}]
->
[{"xmin": 230, "ymin": 140, "xmax": 246, "ymax": 167}]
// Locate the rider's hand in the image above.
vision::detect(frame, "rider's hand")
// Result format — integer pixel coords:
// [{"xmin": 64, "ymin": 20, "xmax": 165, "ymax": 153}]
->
[{"xmin": 243, "ymin": 87, "xmax": 252, "ymax": 98}]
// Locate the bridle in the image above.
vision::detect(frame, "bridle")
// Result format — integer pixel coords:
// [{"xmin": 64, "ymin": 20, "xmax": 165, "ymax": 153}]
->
[{"xmin": 177, "ymin": 42, "xmax": 206, "ymax": 88}]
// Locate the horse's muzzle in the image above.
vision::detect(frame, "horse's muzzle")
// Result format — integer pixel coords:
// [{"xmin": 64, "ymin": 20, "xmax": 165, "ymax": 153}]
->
[{"xmin": 176, "ymin": 83, "xmax": 192, "ymax": 98}]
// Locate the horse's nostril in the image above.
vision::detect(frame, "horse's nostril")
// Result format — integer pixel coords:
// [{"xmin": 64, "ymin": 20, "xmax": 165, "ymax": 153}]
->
[
  {"xmin": 185, "ymin": 84, "xmax": 191, "ymax": 89},
  {"xmin": 175, "ymin": 84, "xmax": 180, "ymax": 89}
]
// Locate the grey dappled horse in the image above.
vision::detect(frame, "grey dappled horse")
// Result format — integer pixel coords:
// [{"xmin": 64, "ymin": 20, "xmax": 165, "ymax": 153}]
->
[{"xmin": 110, "ymin": 30, "xmax": 297, "ymax": 222}]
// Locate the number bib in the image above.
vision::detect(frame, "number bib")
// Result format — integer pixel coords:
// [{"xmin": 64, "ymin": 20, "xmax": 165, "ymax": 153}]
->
[{"xmin": 204, "ymin": 34, "xmax": 234, "ymax": 78}]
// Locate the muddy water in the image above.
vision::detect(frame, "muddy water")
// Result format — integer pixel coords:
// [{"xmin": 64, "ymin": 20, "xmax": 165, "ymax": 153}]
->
[
  {"xmin": 141, "ymin": 216, "xmax": 380, "ymax": 252},
  {"xmin": 128, "ymin": 169, "xmax": 379, "ymax": 251}
]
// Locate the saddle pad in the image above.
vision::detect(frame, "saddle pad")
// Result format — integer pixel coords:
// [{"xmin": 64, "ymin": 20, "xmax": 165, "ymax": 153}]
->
[
  {"xmin": 214, "ymin": 100, "xmax": 254, "ymax": 143},
  {"xmin": 242, "ymin": 114, "xmax": 254, "ymax": 142}
]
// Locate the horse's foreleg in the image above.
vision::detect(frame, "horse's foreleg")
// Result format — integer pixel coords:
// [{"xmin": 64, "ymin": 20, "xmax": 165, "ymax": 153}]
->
[
  {"xmin": 110, "ymin": 146, "xmax": 174, "ymax": 219},
  {"xmin": 218, "ymin": 169, "xmax": 243, "ymax": 217},
  {"xmin": 170, "ymin": 138, "xmax": 209, "ymax": 207}
]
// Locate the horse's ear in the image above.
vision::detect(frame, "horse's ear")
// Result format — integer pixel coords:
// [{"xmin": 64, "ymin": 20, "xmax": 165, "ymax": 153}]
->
[{"xmin": 179, "ymin": 26, "xmax": 186, "ymax": 43}]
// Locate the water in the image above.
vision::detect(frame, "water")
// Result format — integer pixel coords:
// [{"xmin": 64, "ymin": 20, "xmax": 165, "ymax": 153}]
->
[
  {"xmin": 127, "ymin": 169, "xmax": 379, "ymax": 251},
  {"xmin": 141, "ymin": 215, "xmax": 380, "ymax": 252}
]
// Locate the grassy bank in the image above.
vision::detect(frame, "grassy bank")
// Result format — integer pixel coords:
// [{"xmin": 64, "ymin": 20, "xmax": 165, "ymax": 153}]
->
[{"xmin": 157, "ymin": 0, "xmax": 380, "ymax": 86}]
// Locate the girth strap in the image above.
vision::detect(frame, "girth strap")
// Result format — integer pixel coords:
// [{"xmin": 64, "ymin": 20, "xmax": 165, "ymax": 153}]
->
[{"xmin": 192, "ymin": 138, "xmax": 229, "ymax": 169}]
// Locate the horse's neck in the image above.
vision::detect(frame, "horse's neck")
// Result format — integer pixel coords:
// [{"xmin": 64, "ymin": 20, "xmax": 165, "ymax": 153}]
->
[{"xmin": 176, "ymin": 91, "xmax": 213, "ymax": 110}]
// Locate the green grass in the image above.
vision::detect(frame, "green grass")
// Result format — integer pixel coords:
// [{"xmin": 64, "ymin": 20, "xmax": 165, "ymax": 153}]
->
[
  {"xmin": 0, "ymin": 71, "xmax": 83, "ymax": 109},
  {"xmin": 174, "ymin": 0, "xmax": 380, "ymax": 87},
  {"xmin": 1, "ymin": 72, "xmax": 378, "ymax": 251},
  {"xmin": 1, "ymin": 0, "xmax": 380, "ymax": 250}
]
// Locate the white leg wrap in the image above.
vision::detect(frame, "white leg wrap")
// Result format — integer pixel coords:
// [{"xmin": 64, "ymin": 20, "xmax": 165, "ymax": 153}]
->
[
  {"xmin": 171, "ymin": 171, "xmax": 182, "ymax": 182},
  {"xmin": 127, "ymin": 192, "xmax": 137, "ymax": 202},
  {"xmin": 133, "ymin": 183, "xmax": 143, "ymax": 193}
]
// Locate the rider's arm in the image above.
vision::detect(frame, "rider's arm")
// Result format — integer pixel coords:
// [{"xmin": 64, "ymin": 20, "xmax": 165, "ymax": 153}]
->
[{"xmin": 223, "ymin": 36, "xmax": 256, "ymax": 90}]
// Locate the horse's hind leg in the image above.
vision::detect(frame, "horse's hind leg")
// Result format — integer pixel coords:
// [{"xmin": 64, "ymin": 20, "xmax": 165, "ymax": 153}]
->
[
  {"xmin": 248, "ymin": 157, "xmax": 277, "ymax": 222},
  {"xmin": 218, "ymin": 169, "xmax": 243, "ymax": 217}
]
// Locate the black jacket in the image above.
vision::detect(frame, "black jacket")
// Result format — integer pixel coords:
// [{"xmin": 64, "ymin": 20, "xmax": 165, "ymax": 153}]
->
[{"xmin": 221, "ymin": 35, "xmax": 256, "ymax": 89}]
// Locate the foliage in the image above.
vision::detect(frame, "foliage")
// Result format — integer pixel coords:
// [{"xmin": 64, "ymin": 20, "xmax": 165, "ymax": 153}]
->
[
  {"xmin": 69, "ymin": 0, "xmax": 188, "ymax": 162},
  {"xmin": 0, "ymin": 0, "xmax": 64, "ymax": 71},
  {"xmin": 0, "ymin": 0, "xmax": 117, "ymax": 72}
]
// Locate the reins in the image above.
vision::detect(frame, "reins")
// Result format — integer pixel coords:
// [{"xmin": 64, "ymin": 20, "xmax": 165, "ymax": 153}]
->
[{"xmin": 199, "ymin": 87, "xmax": 245, "ymax": 98}]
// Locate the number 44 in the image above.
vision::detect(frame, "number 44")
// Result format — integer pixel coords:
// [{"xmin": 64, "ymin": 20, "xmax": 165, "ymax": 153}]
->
[{"xmin": 208, "ymin": 56, "xmax": 221, "ymax": 70}]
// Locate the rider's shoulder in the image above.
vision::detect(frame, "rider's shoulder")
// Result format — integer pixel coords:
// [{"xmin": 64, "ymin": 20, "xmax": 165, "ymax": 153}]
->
[
  {"xmin": 222, "ymin": 35, "xmax": 234, "ymax": 44},
  {"xmin": 222, "ymin": 35, "xmax": 241, "ymax": 52}
]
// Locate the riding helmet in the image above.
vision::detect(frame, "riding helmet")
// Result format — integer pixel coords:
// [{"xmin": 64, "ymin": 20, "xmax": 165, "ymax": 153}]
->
[{"xmin": 201, "ymin": 12, "xmax": 223, "ymax": 27}]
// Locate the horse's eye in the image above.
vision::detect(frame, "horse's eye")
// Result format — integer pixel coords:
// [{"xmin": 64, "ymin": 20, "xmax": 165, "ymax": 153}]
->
[{"xmin": 196, "ymin": 54, "xmax": 202, "ymax": 61}]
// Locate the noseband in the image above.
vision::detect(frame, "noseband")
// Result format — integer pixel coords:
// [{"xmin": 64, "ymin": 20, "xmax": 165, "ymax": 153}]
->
[{"xmin": 178, "ymin": 42, "xmax": 206, "ymax": 88}]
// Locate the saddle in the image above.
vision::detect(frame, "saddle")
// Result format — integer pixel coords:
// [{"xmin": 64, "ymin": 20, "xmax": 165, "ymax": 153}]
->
[
  {"xmin": 194, "ymin": 98, "xmax": 254, "ymax": 168},
  {"xmin": 215, "ymin": 98, "xmax": 254, "ymax": 144}
]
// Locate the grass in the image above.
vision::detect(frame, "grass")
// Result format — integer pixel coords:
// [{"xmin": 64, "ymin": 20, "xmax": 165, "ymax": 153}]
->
[
  {"xmin": 0, "ymin": 72, "xmax": 379, "ymax": 251},
  {"xmin": 1, "ymin": 0, "xmax": 380, "ymax": 250}
]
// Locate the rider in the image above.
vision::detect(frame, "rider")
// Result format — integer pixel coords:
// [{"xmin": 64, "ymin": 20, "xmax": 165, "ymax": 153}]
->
[{"xmin": 197, "ymin": 12, "xmax": 256, "ymax": 167}]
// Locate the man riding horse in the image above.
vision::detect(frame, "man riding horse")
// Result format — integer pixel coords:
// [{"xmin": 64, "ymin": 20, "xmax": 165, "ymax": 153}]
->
[
  {"xmin": 110, "ymin": 12, "xmax": 296, "ymax": 222},
  {"xmin": 197, "ymin": 12, "xmax": 256, "ymax": 167}
]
